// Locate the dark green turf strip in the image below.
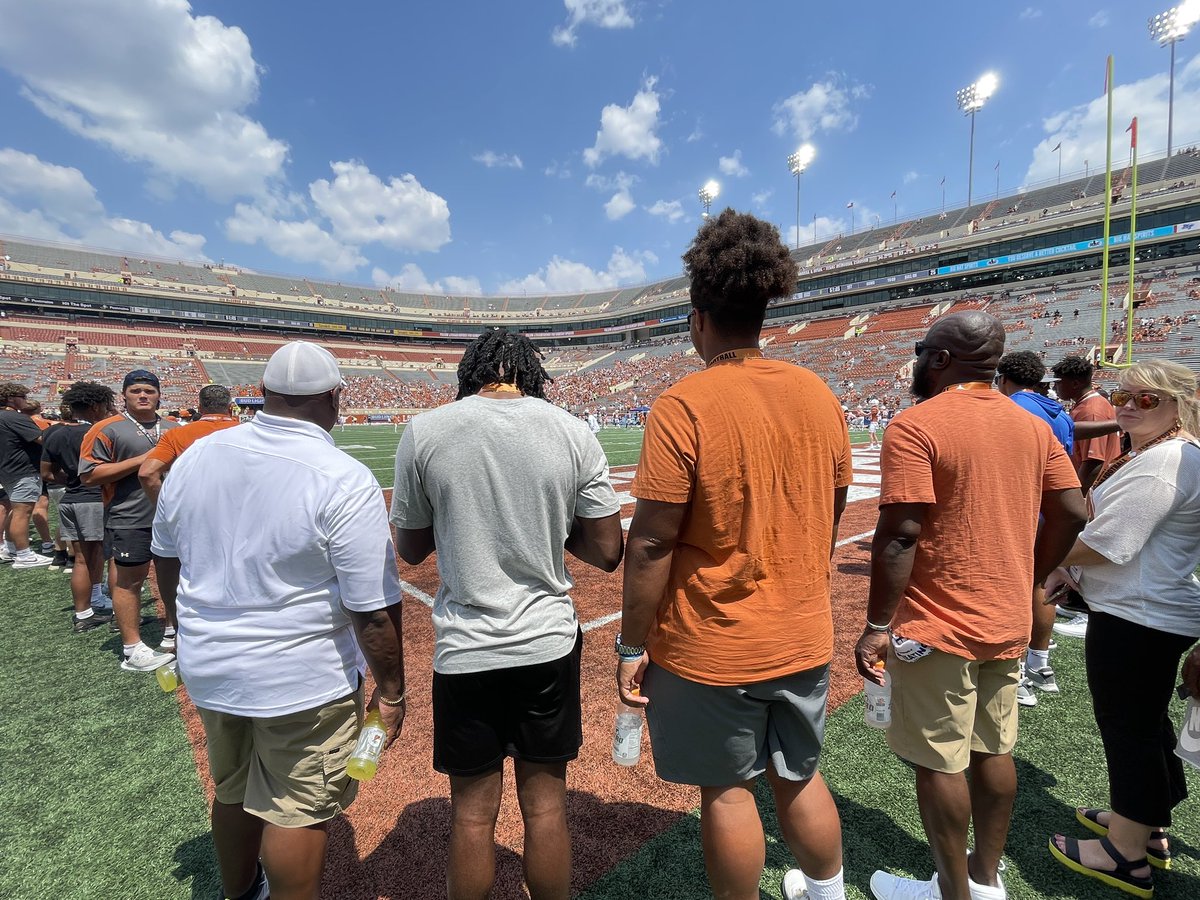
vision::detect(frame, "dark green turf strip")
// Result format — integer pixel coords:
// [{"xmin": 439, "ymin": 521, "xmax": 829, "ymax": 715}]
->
[
  {"xmin": 0, "ymin": 566, "xmax": 219, "ymax": 900},
  {"xmin": 580, "ymin": 637, "xmax": 1200, "ymax": 899}
]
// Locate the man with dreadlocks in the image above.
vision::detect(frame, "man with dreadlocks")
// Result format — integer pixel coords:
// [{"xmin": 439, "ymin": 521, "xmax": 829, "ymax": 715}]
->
[{"xmin": 391, "ymin": 328, "xmax": 623, "ymax": 900}]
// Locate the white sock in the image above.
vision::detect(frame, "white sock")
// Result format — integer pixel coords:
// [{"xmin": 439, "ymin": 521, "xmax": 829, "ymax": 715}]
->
[
  {"xmin": 4, "ymin": 540, "xmax": 14, "ymax": 553},
  {"xmin": 806, "ymin": 868, "xmax": 846, "ymax": 900},
  {"xmin": 123, "ymin": 642, "xmax": 144, "ymax": 658},
  {"xmin": 15, "ymin": 547, "xmax": 35, "ymax": 559},
  {"xmin": 163, "ymin": 626, "xmax": 176, "ymax": 638},
  {"xmin": 75, "ymin": 608, "xmax": 94, "ymax": 621},
  {"xmin": 1026, "ymin": 648, "xmax": 1050, "ymax": 671}
]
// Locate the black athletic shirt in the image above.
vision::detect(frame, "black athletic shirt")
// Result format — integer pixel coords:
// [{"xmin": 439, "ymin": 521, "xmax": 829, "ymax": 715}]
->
[
  {"xmin": 0, "ymin": 409, "xmax": 43, "ymax": 484},
  {"xmin": 41, "ymin": 422, "xmax": 102, "ymax": 502}
]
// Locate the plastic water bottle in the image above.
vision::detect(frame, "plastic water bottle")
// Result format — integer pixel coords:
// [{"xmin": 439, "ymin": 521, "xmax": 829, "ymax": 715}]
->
[
  {"xmin": 612, "ymin": 703, "xmax": 644, "ymax": 766},
  {"xmin": 156, "ymin": 660, "xmax": 180, "ymax": 693},
  {"xmin": 347, "ymin": 710, "xmax": 387, "ymax": 781},
  {"xmin": 863, "ymin": 662, "xmax": 891, "ymax": 729}
]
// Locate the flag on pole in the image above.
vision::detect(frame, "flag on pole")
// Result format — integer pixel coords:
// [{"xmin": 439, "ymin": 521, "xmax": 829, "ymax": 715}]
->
[
  {"xmin": 846, "ymin": 201, "xmax": 854, "ymax": 208},
  {"xmin": 940, "ymin": 176, "xmax": 946, "ymax": 186},
  {"xmin": 1127, "ymin": 117, "xmax": 1138, "ymax": 148},
  {"xmin": 890, "ymin": 191, "xmax": 896, "ymax": 199},
  {"xmin": 1052, "ymin": 141, "xmax": 1062, "ymax": 152},
  {"xmin": 994, "ymin": 161, "xmax": 1000, "ymax": 171}
]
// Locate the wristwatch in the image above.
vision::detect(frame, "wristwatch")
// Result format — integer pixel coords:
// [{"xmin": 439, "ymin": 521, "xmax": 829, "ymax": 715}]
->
[{"xmin": 615, "ymin": 633, "xmax": 646, "ymax": 658}]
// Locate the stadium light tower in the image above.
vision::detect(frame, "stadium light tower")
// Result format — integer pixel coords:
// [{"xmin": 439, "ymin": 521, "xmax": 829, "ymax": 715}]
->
[
  {"xmin": 1149, "ymin": 2, "xmax": 1200, "ymax": 158},
  {"xmin": 787, "ymin": 144, "xmax": 816, "ymax": 250},
  {"xmin": 956, "ymin": 71, "xmax": 999, "ymax": 207},
  {"xmin": 699, "ymin": 180, "xmax": 720, "ymax": 218}
]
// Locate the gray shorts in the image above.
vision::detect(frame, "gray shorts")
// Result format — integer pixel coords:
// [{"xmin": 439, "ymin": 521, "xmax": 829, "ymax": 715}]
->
[
  {"xmin": 0, "ymin": 474, "xmax": 41, "ymax": 504},
  {"xmin": 643, "ymin": 661, "xmax": 829, "ymax": 787},
  {"xmin": 59, "ymin": 502, "xmax": 105, "ymax": 543}
]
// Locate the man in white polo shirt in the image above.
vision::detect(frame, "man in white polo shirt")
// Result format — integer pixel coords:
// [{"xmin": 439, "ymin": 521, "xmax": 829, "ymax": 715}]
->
[{"xmin": 152, "ymin": 341, "xmax": 405, "ymax": 900}]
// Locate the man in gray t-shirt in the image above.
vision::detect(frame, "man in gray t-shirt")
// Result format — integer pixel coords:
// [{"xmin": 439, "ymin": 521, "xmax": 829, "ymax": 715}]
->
[{"xmin": 391, "ymin": 329, "xmax": 622, "ymax": 899}]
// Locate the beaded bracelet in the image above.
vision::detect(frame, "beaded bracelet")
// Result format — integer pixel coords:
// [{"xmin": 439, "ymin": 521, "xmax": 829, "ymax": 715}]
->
[{"xmin": 378, "ymin": 692, "xmax": 406, "ymax": 707}]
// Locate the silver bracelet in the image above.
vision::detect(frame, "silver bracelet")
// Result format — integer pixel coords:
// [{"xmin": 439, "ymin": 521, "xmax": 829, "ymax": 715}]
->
[{"xmin": 865, "ymin": 620, "xmax": 890, "ymax": 633}]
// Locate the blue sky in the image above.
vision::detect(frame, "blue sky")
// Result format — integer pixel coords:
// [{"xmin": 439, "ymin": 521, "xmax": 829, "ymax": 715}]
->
[{"xmin": 0, "ymin": 1, "xmax": 1197, "ymax": 295}]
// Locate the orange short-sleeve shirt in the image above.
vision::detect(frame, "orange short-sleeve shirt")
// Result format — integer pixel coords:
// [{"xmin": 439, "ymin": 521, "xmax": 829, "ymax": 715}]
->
[
  {"xmin": 879, "ymin": 389, "xmax": 1080, "ymax": 661},
  {"xmin": 145, "ymin": 416, "xmax": 240, "ymax": 467},
  {"xmin": 633, "ymin": 356, "xmax": 853, "ymax": 686},
  {"xmin": 1070, "ymin": 392, "xmax": 1121, "ymax": 471}
]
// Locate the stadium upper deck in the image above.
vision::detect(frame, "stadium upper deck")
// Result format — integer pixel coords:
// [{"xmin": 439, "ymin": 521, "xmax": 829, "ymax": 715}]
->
[{"xmin": 2, "ymin": 149, "xmax": 1200, "ymax": 349}]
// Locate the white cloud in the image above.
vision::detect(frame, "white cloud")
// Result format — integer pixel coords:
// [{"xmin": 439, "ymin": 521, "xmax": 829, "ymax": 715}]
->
[
  {"xmin": 372, "ymin": 264, "xmax": 482, "ymax": 295},
  {"xmin": 646, "ymin": 199, "xmax": 686, "ymax": 223},
  {"xmin": 772, "ymin": 76, "xmax": 870, "ymax": 142},
  {"xmin": 552, "ymin": 0, "xmax": 634, "ymax": 47},
  {"xmin": 499, "ymin": 247, "xmax": 657, "ymax": 293},
  {"xmin": 605, "ymin": 188, "xmax": 636, "ymax": 220},
  {"xmin": 473, "ymin": 151, "xmax": 523, "ymax": 169},
  {"xmin": 786, "ymin": 204, "xmax": 882, "ymax": 249},
  {"xmin": 719, "ymin": 150, "xmax": 750, "ymax": 178},
  {"xmin": 1023, "ymin": 55, "xmax": 1200, "ymax": 186},
  {"xmin": 544, "ymin": 160, "xmax": 572, "ymax": 179},
  {"xmin": 0, "ymin": 148, "xmax": 207, "ymax": 259},
  {"xmin": 0, "ymin": 0, "xmax": 288, "ymax": 201},
  {"xmin": 1019, "ymin": 7, "xmax": 1043, "ymax": 20},
  {"xmin": 583, "ymin": 78, "xmax": 664, "ymax": 168},
  {"xmin": 751, "ymin": 190, "xmax": 773, "ymax": 211},
  {"xmin": 309, "ymin": 160, "xmax": 451, "ymax": 253},
  {"xmin": 224, "ymin": 203, "xmax": 364, "ymax": 275},
  {"xmin": 1088, "ymin": 10, "xmax": 1109, "ymax": 28},
  {"xmin": 686, "ymin": 122, "xmax": 703, "ymax": 143},
  {"xmin": 903, "ymin": 170, "xmax": 920, "ymax": 185}
]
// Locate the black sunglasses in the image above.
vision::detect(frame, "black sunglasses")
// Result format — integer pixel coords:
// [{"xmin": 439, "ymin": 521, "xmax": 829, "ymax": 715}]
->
[{"xmin": 914, "ymin": 341, "xmax": 948, "ymax": 357}]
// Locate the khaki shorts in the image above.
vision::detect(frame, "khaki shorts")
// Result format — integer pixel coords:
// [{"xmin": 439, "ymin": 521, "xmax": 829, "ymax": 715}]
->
[
  {"xmin": 198, "ymin": 689, "xmax": 363, "ymax": 827},
  {"xmin": 886, "ymin": 646, "xmax": 1020, "ymax": 774}
]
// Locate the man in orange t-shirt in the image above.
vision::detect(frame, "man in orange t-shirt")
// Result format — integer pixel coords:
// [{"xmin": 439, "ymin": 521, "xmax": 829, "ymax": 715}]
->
[
  {"xmin": 1052, "ymin": 355, "xmax": 1121, "ymax": 493},
  {"xmin": 618, "ymin": 210, "xmax": 852, "ymax": 900},
  {"xmin": 857, "ymin": 312, "xmax": 1086, "ymax": 900},
  {"xmin": 139, "ymin": 385, "xmax": 239, "ymax": 504}
]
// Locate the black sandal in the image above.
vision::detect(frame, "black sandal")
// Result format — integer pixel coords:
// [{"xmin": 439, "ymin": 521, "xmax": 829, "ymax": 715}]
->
[
  {"xmin": 1049, "ymin": 834, "xmax": 1154, "ymax": 898},
  {"xmin": 1076, "ymin": 807, "xmax": 1171, "ymax": 869}
]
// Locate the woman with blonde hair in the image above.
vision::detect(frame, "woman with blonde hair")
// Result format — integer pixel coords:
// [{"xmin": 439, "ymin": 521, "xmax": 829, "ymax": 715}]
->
[{"xmin": 1046, "ymin": 358, "xmax": 1200, "ymax": 898}]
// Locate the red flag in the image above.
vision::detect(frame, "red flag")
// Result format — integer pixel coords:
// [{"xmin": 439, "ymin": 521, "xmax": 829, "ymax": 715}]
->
[{"xmin": 1126, "ymin": 117, "xmax": 1138, "ymax": 149}]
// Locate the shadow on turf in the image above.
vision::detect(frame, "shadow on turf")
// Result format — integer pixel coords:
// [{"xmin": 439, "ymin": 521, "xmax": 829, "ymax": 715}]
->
[
  {"xmin": 171, "ymin": 832, "xmax": 222, "ymax": 899},
  {"xmin": 317, "ymin": 790, "xmax": 687, "ymax": 900}
]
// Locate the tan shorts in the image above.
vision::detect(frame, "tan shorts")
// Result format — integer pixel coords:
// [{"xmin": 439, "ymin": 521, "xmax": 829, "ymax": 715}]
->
[
  {"xmin": 886, "ymin": 646, "xmax": 1020, "ymax": 774},
  {"xmin": 198, "ymin": 689, "xmax": 363, "ymax": 827}
]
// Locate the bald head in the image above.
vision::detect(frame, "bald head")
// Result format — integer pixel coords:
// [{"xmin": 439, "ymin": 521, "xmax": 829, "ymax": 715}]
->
[
  {"xmin": 925, "ymin": 311, "xmax": 1006, "ymax": 365},
  {"xmin": 911, "ymin": 311, "xmax": 1006, "ymax": 399}
]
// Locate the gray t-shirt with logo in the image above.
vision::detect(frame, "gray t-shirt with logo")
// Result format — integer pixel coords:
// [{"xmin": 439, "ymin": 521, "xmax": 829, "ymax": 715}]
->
[
  {"xmin": 390, "ymin": 395, "xmax": 621, "ymax": 674},
  {"xmin": 78, "ymin": 413, "xmax": 180, "ymax": 528}
]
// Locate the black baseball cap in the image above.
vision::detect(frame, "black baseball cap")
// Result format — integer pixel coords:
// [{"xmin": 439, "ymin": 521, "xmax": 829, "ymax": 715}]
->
[{"xmin": 122, "ymin": 369, "xmax": 160, "ymax": 391}]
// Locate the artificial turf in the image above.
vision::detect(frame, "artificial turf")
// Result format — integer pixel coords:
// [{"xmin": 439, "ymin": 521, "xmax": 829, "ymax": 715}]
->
[{"xmin": 3, "ymin": 427, "xmax": 1196, "ymax": 898}]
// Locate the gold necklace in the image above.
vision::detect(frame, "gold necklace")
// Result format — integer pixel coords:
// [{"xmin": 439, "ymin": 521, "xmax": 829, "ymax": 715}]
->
[{"xmin": 480, "ymin": 382, "xmax": 523, "ymax": 395}]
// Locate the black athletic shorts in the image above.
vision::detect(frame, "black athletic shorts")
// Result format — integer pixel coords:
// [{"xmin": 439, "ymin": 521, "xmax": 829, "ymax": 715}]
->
[
  {"xmin": 107, "ymin": 527, "xmax": 153, "ymax": 567},
  {"xmin": 432, "ymin": 629, "xmax": 583, "ymax": 777}
]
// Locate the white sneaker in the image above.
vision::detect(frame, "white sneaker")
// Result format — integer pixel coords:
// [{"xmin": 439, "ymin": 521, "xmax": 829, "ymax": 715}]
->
[
  {"xmin": 1027, "ymin": 665, "xmax": 1059, "ymax": 693},
  {"xmin": 968, "ymin": 873, "xmax": 1006, "ymax": 900},
  {"xmin": 1052, "ymin": 613, "xmax": 1088, "ymax": 639},
  {"xmin": 0, "ymin": 547, "xmax": 13, "ymax": 563},
  {"xmin": 870, "ymin": 871, "xmax": 941, "ymax": 899},
  {"xmin": 120, "ymin": 644, "xmax": 175, "ymax": 672},
  {"xmin": 159, "ymin": 633, "xmax": 176, "ymax": 652},
  {"xmin": 782, "ymin": 869, "xmax": 809, "ymax": 899},
  {"xmin": 12, "ymin": 551, "xmax": 54, "ymax": 570}
]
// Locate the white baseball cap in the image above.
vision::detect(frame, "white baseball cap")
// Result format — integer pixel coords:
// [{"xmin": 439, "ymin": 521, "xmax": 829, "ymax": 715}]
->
[{"xmin": 262, "ymin": 341, "xmax": 343, "ymax": 395}]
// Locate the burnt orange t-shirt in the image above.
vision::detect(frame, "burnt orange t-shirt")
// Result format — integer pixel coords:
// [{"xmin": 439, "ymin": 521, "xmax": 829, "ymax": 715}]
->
[
  {"xmin": 633, "ymin": 356, "xmax": 853, "ymax": 685},
  {"xmin": 880, "ymin": 389, "xmax": 1080, "ymax": 661},
  {"xmin": 145, "ymin": 416, "xmax": 240, "ymax": 467},
  {"xmin": 1070, "ymin": 392, "xmax": 1121, "ymax": 472}
]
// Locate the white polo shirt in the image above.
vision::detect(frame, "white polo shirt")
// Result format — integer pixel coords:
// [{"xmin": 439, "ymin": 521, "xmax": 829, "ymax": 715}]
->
[{"xmin": 152, "ymin": 411, "xmax": 401, "ymax": 716}]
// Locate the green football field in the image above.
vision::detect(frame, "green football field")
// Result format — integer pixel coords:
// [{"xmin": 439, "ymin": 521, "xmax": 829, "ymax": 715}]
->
[{"xmin": 1, "ymin": 426, "xmax": 1197, "ymax": 899}]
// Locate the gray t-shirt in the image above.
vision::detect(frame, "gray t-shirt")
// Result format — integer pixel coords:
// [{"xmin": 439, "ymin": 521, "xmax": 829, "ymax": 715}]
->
[
  {"xmin": 1080, "ymin": 438, "xmax": 1200, "ymax": 637},
  {"xmin": 78, "ymin": 413, "xmax": 180, "ymax": 528},
  {"xmin": 390, "ymin": 395, "xmax": 621, "ymax": 674}
]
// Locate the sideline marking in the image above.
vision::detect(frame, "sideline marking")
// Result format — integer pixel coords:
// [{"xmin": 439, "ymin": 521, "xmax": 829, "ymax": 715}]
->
[
  {"xmin": 835, "ymin": 529, "xmax": 875, "ymax": 548},
  {"xmin": 582, "ymin": 611, "xmax": 621, "ymax": 632},
  {"xmin": 400, "ymin": 580, "xmax": 435, "ymax": 607}
]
